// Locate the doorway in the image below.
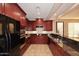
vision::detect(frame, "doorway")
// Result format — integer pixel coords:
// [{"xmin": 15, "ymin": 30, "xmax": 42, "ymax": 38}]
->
[{"xmin": 56, "ymin": 21, "xmax": 64, "ymax": 36}]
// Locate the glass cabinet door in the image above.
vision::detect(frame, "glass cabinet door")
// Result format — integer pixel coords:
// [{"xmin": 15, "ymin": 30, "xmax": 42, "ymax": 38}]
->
[
  {"xmin": 7, "ymin": 23, "xmax": 15, "ymax": 33},
  {"xmin": 0, "ymin": 23, "xmax": 2, "ymax": 35}
]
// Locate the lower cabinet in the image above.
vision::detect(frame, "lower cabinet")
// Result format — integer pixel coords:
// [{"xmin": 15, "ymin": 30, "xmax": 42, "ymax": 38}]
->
[
  {"xmin": 48, "ymin": 39, "xmax": 70, "ymax": 56},
  {"xmin": 28, "ymin": 34, "xmax": 49, "ymax": 44},
  {"xmin": 19, "ymin": 38, "xmax": 31, "ymax": 55}
]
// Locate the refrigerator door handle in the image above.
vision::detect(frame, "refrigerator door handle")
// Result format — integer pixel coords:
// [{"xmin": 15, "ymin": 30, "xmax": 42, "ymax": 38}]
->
[
  {"xmin": 5, "ymin": 31, "xmax": 9, "ymax": 52},
  {"xmin": 8, "ymin": 33, "xmax": 11, "ymax": 49}
]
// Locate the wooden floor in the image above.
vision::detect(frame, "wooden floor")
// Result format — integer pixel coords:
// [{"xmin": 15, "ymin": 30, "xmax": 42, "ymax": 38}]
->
[{"xmin": 23, "ymin": 44, "xmax": 53, "ymax": 56}]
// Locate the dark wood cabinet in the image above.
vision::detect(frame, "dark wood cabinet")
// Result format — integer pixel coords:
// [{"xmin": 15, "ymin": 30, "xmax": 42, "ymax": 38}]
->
[
  {"xmin": 48, "ymin": 38, "xmax": 70, "ymax": 56},
  {"xmin": 0, "ymin": 3, "xmax": 29, "ymax": 56},
  {"xmin": 28, "ymin": 19, "xmax": 52, "ymax": 31},
  {"xmin": 0, "ymin": 14, "xmax": 21, "ymax": 55},
  {"xmin": 28, "ymin": 34, "xmax": 49, "ymax": 44},
  {"xmin": 0, "ymin": 3, "xmax": 27, "ymax": 29},
  {"xmin": 0, "ymin": 4, "xmax": 2, "ymax": 14}
]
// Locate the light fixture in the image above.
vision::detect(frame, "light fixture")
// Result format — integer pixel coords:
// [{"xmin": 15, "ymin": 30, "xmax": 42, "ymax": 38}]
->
[
  {"xmin": 14, "ymin": 12, "xmax": 21, "ymax": 16},
  {"xmin": 20, "ymin": 16, "xmax": 25, "ymax": 19},
  {"xmin": 36, "ymin": 6, "xmax": 41, "ymax": 18},
  {"xmin": 54, "ymin": 13, "xmax": 57, "ymax": 16}
]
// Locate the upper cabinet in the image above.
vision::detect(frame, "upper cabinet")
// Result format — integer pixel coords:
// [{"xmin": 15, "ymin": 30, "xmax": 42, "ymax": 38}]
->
[
  {"xmin": 0, "ymin": 4, "xmax": 2, "ymax": 14},
  {"xmin": 0, "ymin": 3, "xmax": 28, "ymax": 29},
  {"xmin": 28, "ymin": 18, "xmax": 53, "ymax": 31},
  {"xmin": 36, "ymin": 18, "xmax": 44, "ymax": 26},
  {"xmin": 4, "ymin": 3, "xmax": 26, "ymax": 21}
]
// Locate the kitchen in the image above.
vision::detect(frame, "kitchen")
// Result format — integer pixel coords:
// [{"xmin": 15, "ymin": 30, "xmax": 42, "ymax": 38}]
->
[{"xmin": 0, "ymin": 3, "xmax": 79, "ymax": 56}]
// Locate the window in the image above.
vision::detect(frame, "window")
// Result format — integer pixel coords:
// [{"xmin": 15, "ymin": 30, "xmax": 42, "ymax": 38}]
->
[{"xmin": 68, "ymin": 23, "xmax": 79, "ymax": 37}]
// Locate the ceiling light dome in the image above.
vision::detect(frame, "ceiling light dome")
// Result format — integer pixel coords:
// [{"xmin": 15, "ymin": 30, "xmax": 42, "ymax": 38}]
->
[{"xmin": 36, "ymin": 6, "xmax": 41, "ymax": 18}]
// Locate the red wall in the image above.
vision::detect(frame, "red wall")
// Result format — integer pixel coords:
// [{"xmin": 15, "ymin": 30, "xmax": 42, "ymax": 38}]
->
[
  {"xmin": 0, "ymin": 3, "xmax": 28, "ymax": 29},
  {"xmin": 28, "ymin": 18, "xmax": 53, "ymax": 31}
]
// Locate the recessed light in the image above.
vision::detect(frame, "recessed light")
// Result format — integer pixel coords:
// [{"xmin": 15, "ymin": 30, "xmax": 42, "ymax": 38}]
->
[
  {"xmin": 14, "ymin": 12, "xmax": 21, "ymax": 16},
  {"xmin": 54, "ymin": 13, "xmax": 57, "ymax": 16},
  {"xmin": 20, "ymin": 16, "xmax": 25, "ymax": 19},
  {"xmin": 58, "ymin": 15, "xmax": 63, "ymax": 18}
]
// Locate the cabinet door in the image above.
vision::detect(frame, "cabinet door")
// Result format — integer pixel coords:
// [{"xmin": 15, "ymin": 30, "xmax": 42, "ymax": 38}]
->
[
  {"xmin": 0, "ymin": 3, "xmax": 7, "ymax": 15},
  {"xmin": 0, "ymin": 21, "xmax": 4, "ymax": 52},
  {"xmin": 0, "ymin": 4, "xmax": 3, "ymax": 14},
  {"xmin": 0, "ymin": 22, "xmax": 2, "ymax": 35},
  {"xmin": 30, "ymin": 35, "xmax": 49, "ymax": 44},
  {"xmin": 0, "ymin": 15, "xmax": 7, "ymax": 52},
  {"xmin": 6, "ymin": 18, "xmax": 20, "ymax": 49}
]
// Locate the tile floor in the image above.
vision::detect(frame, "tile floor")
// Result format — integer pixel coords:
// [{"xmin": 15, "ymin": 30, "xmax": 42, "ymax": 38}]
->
[{"xmin": 23, "ymin": 44, "xmax": 53, "ymax": 56}]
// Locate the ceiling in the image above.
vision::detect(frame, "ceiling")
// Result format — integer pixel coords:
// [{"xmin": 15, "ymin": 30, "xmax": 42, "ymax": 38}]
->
[
  {"xmin": 18, "ymin": 3, "xmax": 53, "ymax": 20},
  {"xmin": 59, "ymin": 4, "xmax": 79, "ymax": 19},
  {"xmin": 18, "ymin": 3, "xmax": 78, "ymax": 21}
]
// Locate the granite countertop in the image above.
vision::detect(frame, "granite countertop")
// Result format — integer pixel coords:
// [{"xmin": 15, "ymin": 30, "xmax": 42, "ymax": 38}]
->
[
  {"xmin": 67, "ymin": 37, "xmax": 79, "ymax": 42},
  {"xmin": 25, "ymin": 31, "xmax": 58, "ymax": 34}
]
